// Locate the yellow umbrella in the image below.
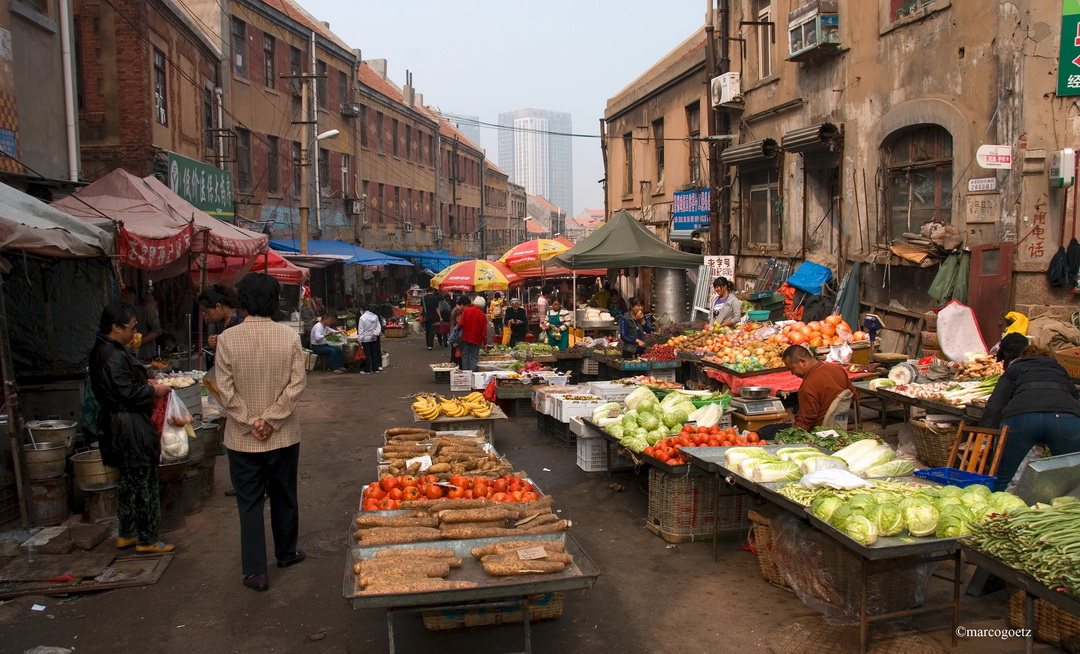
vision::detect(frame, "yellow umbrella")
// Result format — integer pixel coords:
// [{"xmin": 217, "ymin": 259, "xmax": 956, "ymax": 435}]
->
[
  {"xmin": 429, "ymin": 259, "xmax": 521, "ymax": 292},
  {"xmin": 497, "ymin": 237, "xmax": 573, "ymax": 272}
]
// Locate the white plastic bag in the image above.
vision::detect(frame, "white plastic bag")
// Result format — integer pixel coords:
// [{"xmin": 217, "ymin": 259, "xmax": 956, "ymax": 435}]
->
[
  {"xmin": 799, "ymin": 469, "xmax": 873, "ymax": 490},
  {"xmin": 825, "ymin": 341, "xmax": 852, "ymax": 365},
  {"xmin": 160, "ymin": 392, "xmax": 191, "ymax": 462}
]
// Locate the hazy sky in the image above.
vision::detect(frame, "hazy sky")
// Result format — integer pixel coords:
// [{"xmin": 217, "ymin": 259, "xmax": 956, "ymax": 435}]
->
[{"xmin": 300, "ymin": 0, "xmax": 706, "ymax": 217}]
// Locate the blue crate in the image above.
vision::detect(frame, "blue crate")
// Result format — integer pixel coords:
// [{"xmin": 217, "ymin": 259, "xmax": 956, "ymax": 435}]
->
[{"xmin": 913, "ymin": 467, "xmax": 996, "ymax": 489}]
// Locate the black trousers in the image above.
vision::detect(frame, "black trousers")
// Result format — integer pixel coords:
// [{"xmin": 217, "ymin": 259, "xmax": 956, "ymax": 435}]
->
[
  {"xmin": 117, "ymin": 465, "xmax": 161, "ymax": 546},
  {"xmin": 362, "ymin": 340, "xmax": 381, "ymax": 372},
  {"xmin": 228, "ymin": 443, "xmax": 300, "ymax": 576},
  {"xmin": 424, "ymin": 320, "xmax": 436, "ymax": 348}
]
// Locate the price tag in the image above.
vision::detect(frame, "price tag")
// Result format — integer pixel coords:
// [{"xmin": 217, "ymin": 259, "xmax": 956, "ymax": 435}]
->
[
  {"xmin": 814, "ymin": 429, "xmax": 841, "ymax": 440},
  {"xmin": 405, "ymin": 455, "xmax": 432, "ymax": 471},
  {"xmin": 516, "ymin": 546, "xmax": 549, "ymax": 560}
]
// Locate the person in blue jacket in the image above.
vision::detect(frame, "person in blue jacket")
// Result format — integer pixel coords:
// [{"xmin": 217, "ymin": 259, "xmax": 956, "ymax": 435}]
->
[{"xmin": 618, "ymin": 296, "xmax": 653, "ymax": 359}]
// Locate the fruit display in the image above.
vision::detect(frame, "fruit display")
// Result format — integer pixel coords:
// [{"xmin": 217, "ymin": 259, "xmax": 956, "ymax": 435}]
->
[
  {"xmin": 624, "ymin": 376, "xmax": 682, "ymax": 389},
  {"xmin": 643, "ymin": 426, "xmax": 764, "ymax": 465},
  {"xmin": 669, "ymin": 314, "xmax": 870, "ymax": 360},
  {"xmin": 412, "ymin": 392, "xmax": 495, "ymax": 419},
  {"xmin": 641, "ymin": 345, "xmax": 677, "ymax": 361},
  {"xmin": 704, "ymin": 340, "xmax": 787, "ymax": 372}
]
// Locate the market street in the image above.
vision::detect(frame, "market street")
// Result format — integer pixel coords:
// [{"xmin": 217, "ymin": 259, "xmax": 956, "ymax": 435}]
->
[{"xmin": 0, "ymin": 336, "xmax": 1061, "ymax": 653}]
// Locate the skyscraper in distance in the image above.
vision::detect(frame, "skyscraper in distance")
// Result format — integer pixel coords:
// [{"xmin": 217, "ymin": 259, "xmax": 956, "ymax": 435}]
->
[
  {"xmin": 443, "ymin": 113, "xmax": 482, "ymax": 149},
  {"xmin": 498, "ymin": 108, "xmax": 572, "ymax": 219}
]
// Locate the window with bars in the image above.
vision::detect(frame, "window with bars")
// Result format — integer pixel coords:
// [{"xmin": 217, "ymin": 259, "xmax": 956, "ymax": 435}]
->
[
  {"xmin": 359, "ymin": 105, "xmax": 369, "ymax": 148},
  {"xmin": 623, "ymin": 133, "xmax": 633, "ymax": 195},
  {"xmin": 263, "ymin": 34, "xmax": 275, "ymax": 88},
  {"xmin": 292, "ymin": 141, "xmax": 301, "ymax": 196},
  {"xmin": 744, "ymin": 167, "xmax": 781, "ymax": 247},
  {"xmin": 686, "ymin": 102, "xmax": 701, "ymax": 185},
  {"xmin": 318, "ymin": 148, "xmax": 329, "ymax": 190},
  {"xmin": 236, "ymin": 128, "xmax": 251, "ymax": 191},
  {"xmin": 339, "ymin": 70, "xmax": 347, "ymax": 110},
  {"xmin": 376, "ymin": 112, "xmax": 384, "ymax": 153},
  {"xmin": 203, "ymin": 88, "xmax": 214, "ymax": 153},
  {"xmin": 267, "ymin": 135, "xmax": 279, "ymax": 194},
  {"xmin": 231, "ymin": 18, "xmax": 246, "ymax": 78},
  {"xmin": 392, "ymin": 119, "xmax": 400, "ymax": 157},
  {"xmin": 884, "ymin": 125, "xmax": 953, "ymax": 239},
  {"xmin": 890, "ymin": 0, "xmax": 936, "ymax": 22},
  {"xmin": 153, "ymin": 49, "xmax": 167, "ymax": 125},
  {"xmin": 316, "ymin": 60, "xmax": 327, "ymax": 108},
  {"xmin": 341, "ymin": 153, "xmax": 350, "ymax": 197},
  {"xmin": 652, "ymin": 118, "xmax": 664, "ymax": 185}
]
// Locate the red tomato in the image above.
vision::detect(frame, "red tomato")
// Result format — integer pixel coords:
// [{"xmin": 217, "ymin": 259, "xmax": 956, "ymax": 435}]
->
[
  {"xmin": 399, "ymin": 475, "xmax": 419, "ymax": 488},
  {"xmin": 463, "ymin": 489, "xmax": 474, "ymax": 499},
  {"xmin": 643, "ymin": 446, "xmax": 655, "ymax": 456},
  {"xmin": 380, "ymin": 476, "xmax": 401, "ymax": 493},
  {"xmin": 655, "ymin": 450, "xmax": 671, "ymax": 462},
  {"xmin": 402, "ymin": 486, "xmax": 421, "ymax": 501},
  {"xmin": 388, "ymin": 488, "xmax": 403, "ymax": 501},
  {"xmin": 447, "ymin": 487, "xmax": 464, "ymax": 499},
  {"xmin": 492, "ymin": 492, "xmax": 508, "ymax": 502},
  {"xmin": 522, "ymin": 492, "xmax": 537, "ymax": 501},
  {"xmin": 450, "ymin": 474, "xmax": 466, "ymax": 488},
  {"xmin": 709, "ymin": 425, "xmax": 721, "ymax": 435},
  {"xmin": 708, "ymin": 439, "xmax": 720, "ymax": 447},
  {"xmin": 511, "ymin": 490, "xmax": 525, "ymax": 502},
  {"xmin": 367, "ymin": 486, "xmax": 386, "ymax": 501},
  {"xmin": 423, "ymin": 475, "xmax": 438, "ymax": 484},
  {"xmin": 362, "ymin": 499, "xmax": 380, "ymax": 511},
  {"xmin": 386, "ymin": 499, "xmax": 400, "ymax": 510},
  {"xmin": 425, "ymin": 484, "xmax": 444, "ymax": 500},
  {"xmin": 493, "ymin": 479, "xmax": 509, "ymax": 493}
]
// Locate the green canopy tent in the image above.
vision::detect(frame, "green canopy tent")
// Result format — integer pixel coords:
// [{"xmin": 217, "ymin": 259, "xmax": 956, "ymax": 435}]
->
[{"xmin": 547, "ymin": 209, "xmax": 705, "ymax": 308}]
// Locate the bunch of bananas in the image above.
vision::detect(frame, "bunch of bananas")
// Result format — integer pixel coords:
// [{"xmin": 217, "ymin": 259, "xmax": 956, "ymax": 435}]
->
[{"xmin": 412, "ymin": 392, "xmax": 493, "ymax": 420}]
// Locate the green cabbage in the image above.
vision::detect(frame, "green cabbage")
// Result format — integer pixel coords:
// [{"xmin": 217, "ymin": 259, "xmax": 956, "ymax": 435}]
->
[
  {"xmin": 846, "ymin": 495, "xmax": 878, "ymax": 510},
  {"xmin": 872, "ymin": 490, "xmax": 901, "ymax": 504},
  {"xmin": 935, "ymin": 497, "xmax": 964, "ymax": 513},
  {"xmin": 937, "ymin": 485, "xmax": 965, "ymax": 499},
  {"xmin": 670, "ymin": 402, "xmax": 697, "ymax": 417},
  {"xmin": 935, "ymin": 513, "xmax": 972, "ymax": 539},
  {"xmin": 624, "ymin": 386, "xmax": 657, "ymax": 410},
  {"xmin": 902, "ymin": 502, "xmax": 940, "ymax": 537},
  {"xmin": 866, "ymin": 503, "xmax": 904, "ymax": 537},
  {"xmin": 939, "ymin": 503, "xmax": 974, "ymax": 522},
  {"xmin": 638, "ymin": 412, "xmax": 660, "ymax": 431},
  {"xmin": 811, "ymin": 495, "xmax": 845, "ymax": 523},
  {"xmin": 900, "ymin": 496, "xmax": 932, "ymax": 513},
  {"xmin": 828, "ymin": 504, "xmax": 866, "ymax": 527},
  {"xmin": 663, "ymin": 409, "xmax": 688, "ymax": 428},
  {"xmin": 915, "ymin": 486, "xmax": 940, "ymax": 499},
  {"xmin": 840, "ymin": 515, "xmax": 879, "ymax": 545},
  {"xmin": 621, "ymin": 412, "xmax": 639, "ymax": 429},
  {"xmin": 637, "ymin": 398, "xmax": 657, "ymax": 414},
  {"xmin": 647, "ymin": 428, "xmax": 667, "ymax": 445},
  {"xmin": 960, "ymin": 491, "xmax": 988, "ymax": 507},
  {"xmin": 965, "ymin": 484, "xmax": 992, "ymax": 497},
  {"xmin": 989, "ymin": 492, "xmax": 1027, "ymax": 513},
  {"xmin": 861, "ymin": 459, "xmax": 915, "ymax": 479},
  {"xmin": 605, "ymin": 424, "xmax": 624, "ymax": 439},
  {"xmin": 621, "ymin": 433, "xmax": 648, "ymax": 452},
  {"xmin": 968, "ymin": 502, "xmax": 993, "ymax": 521},
  {"xmin": 1051, "ymin": 496, "xmax": 1079, "ymax": 506}
]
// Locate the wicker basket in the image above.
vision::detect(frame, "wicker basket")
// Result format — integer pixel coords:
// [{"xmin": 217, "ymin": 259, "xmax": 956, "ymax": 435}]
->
[
  {"xmin": 1007, "ymin": 588, "xmax": 1080, "ymax": 650},
  {"xmin": 646, "ymin": 468, "xmax": 754, "ymax": 543},
  {"xmin": 910, "ymin": 419, "xmax": 957, "ymax": 468},
  {"xmin": 747, "ymin": 510, "xmax": 789, "ymax": 588},
  {"xmin": 382, "ymin": 326, "xmax": 407, "ymax": 338},
  {"xmin": 421, "ymin": 592, "xmax": 564, "ymax": 630}
]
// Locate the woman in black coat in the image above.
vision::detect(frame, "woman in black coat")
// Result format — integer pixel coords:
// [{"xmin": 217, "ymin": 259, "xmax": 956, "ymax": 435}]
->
[{"xmin": 89, "ymin": 301, "xmax": 174, "ymax": 553}]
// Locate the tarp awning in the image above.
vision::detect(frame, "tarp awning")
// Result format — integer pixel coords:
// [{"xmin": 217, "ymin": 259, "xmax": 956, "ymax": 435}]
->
[
  {"xmin": 0, "ymin": 181, "xmax": 113, "ymax": 257},
  {"xmin": 548, "ymin": 210, "xmax": 704, "ymax": 270},
  {"xmin": 377, "ymin": 249, "xmax": 469, "ymax": 272},
  {"xmin": 189, "ymin": 249, "xmax": 308, "ymax": 286},
  {"xmin": 270, "ymin": 239, "xmax": 413, "ymax": 266},
  {"xmin": 51, "ymin": 169, "xmax": 267, "ymax": 269}
]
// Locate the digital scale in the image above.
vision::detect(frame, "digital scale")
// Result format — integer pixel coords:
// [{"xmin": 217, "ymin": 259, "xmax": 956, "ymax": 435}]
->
[{"xmin": 729, "ymin": 396, "xmax": 786, "ymax": 416}]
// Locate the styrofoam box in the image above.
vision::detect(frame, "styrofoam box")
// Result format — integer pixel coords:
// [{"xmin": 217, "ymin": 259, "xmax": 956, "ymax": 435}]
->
[
  {"xmin": 472, "ymin": 372, "xmax": 496, "ymax": 389},
  {"xmin": 559, "ymin": 400, "xmax": 605, "ymax": 423},
  {"xmin": 544, "ymin": 375, "xmax": 571, "ymax": 386},
  {"xmin": 541, "ymin": 386, "xmax": 588, "ymax": 417},
  {"xmin": 569, "ymin": 415, "xmax": 588, "ymax": 437},
  {"xmin": 450, "ymin": 371, "xmax": 472, "ymax": 391}
]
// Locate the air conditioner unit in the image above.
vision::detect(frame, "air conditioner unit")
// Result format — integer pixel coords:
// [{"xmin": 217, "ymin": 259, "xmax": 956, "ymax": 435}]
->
[
  {"xmin": 403, "ymin": 221, "xmax": 414, "ymax": 233},
  {"xmin": 348, "ymin": 200, "xmax": 364, "ymax": 215},
  {"xmin": 433, "ymin": 229, "xmax": 443, "ymax": 240},
  {"xmin": 341, "ymin": 103, "xmax": 361, "ymax": 118},
  {"xmin": 710, "ymin": 72, "xmax": 742, "ymax": 107}
]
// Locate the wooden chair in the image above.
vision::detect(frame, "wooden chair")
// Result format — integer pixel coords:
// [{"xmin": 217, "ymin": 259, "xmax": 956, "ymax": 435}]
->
[{"xmin": 947, "ymin": 421, "xmax": 1009, "ymax": 477}]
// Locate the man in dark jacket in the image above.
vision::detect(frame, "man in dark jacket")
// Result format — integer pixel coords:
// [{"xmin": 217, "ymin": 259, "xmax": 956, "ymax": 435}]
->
[
  {"xmin": 421, "ymin": 287, "xmax": 441, "ymax": 350},
  {"xmin": 89, "ymin": 301, "xmax": 174, "ymax": 553}
]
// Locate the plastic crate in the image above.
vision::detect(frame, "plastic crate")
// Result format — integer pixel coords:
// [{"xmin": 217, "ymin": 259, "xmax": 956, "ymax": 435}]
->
[
  {"xmin": 580, "ymin": 358, "xmax": 599, "ymax": 375},
  {"xmin": 650, "ymin": 369, "xmax": 677, "ymax": 383},
  {"xmin": 498, "ymin": 397, "xmax": 535, "ymax": 418},
  {"xmin": 421, "ymin": 592, "xmax": 564, "ymax": 630},
  {"xmin": 649, "ymin": 360, "xmax": 681, "ymax": 369},
  {"xmin": 576, "ymin": 433, "xmax": 635, "ymax": 472},
  {"xmin": 495, "ymin": 385, "xmax": 533, "ymax": 399},
  {"xmin": 542, "ymin": 415, "xmax": 576, "ymax": 449},
  {"xmin": 913, "ymin": 467, "xmax": 996, "ymax": 488}
]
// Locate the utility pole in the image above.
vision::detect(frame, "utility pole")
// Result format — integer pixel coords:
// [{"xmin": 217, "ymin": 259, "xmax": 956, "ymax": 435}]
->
[
  {"xmin": 718, "ymin": 0, "xmax": 732, "ymax": 256},
  {"xmin": 284, "ymin": 33, "xmax": 330, "ymax": 254},
  {"xmin": 705, "ymin": 0, "xmax": 733, "ymax": 256}
]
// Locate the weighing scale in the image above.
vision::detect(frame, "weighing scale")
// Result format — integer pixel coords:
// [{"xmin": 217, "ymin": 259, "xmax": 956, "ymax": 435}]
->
[{"xmin": 729, "ymin": 395, "xmax": 786, "ymax": 416}]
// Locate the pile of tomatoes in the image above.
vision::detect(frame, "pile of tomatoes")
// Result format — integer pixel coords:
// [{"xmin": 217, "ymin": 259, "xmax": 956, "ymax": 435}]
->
[
  {"xmin": 361, "ymin": 474, "xmax": 538, "ymax": 511},
  {"xmin": 779, "ymin": 314, "xmax": 869, "ymax": 349},
  {"xmin": 643, "ymin": 425, "xmax": 766, "ymax": 466}
]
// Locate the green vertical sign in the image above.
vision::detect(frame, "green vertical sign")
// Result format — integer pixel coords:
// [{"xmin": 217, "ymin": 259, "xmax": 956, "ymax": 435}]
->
[
  {"xmin": 166, "ymin": 152, "xmax": 235, "ymax": 219},
  {"xmin": 1060, "ymin": 0, "xmax": 1080, "ymax": 96}
]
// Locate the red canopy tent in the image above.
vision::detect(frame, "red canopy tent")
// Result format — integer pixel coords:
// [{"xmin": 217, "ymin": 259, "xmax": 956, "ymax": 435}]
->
[{"xmin": 188, "ymin": 249, "xmax": 308, "ymax": 286}]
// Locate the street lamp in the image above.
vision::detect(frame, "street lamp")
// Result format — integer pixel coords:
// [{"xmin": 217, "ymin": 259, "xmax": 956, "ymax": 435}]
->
[{"xmin": 300, "ymin": 129, "xmax": 340, "ymax": 253}]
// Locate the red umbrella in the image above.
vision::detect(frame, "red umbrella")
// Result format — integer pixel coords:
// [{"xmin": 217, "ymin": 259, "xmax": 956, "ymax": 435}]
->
[{"xmin": 497, "ymin": 237, "xmax": 574, "ymax": 272}]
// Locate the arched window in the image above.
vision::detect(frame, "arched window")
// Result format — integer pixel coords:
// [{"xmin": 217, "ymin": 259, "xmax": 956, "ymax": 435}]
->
[{"xmin": 883, "ymin": 125, "xmax": 952, "ymax": 239}]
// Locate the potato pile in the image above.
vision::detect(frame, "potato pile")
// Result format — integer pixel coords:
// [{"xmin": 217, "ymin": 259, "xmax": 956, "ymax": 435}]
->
[
  {"xmin": 471, "ymin": 540, "xmax": 575, "ymax": 576},
  {"xmin": 381, "ymin": 428, "xmax": 514, "ymax": 479},
  {"xmin": 352, "ymin": 548, "xmax": 477, "ymax": 594},
  {"xmin": 353, "ymin": 496, "xmax": 571, "ymax": 546}
]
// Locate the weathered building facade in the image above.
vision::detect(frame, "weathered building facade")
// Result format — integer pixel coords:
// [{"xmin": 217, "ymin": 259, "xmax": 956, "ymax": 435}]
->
[{"xmin": 607, "ymin": 1, "xmax": 1080, "ymax": 334}]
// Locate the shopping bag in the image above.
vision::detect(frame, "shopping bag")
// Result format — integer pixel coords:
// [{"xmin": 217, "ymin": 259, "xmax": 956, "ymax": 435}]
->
[
  {"xmin": 150, "ymin": 394, "xmax": 167, "ymax": 436},
  {"xmin": 448, "ymin": 324, "xmax": 463, "ymax": 345},
  {"xmin": 160, "ymin": 391, "xmax": 190, "ymax": 462},
  {"xmin": 501, "ymin": 325, "xmax": 512, "ymax": 344},
  {"xmin": 354, "ymin": 346, "xmax": 367, "ymax": 362},
  {"xmin": 437, "ymin": 321, "xmax": 451, "ymax": 335},
  {"xmin": 483, "ymin": 378, "xmax": 497, "ymax": 402}
]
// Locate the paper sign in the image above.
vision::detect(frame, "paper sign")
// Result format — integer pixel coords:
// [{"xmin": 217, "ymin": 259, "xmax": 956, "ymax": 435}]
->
[
  {"xmin": 516, "ymin": 547, "xmax": 550, "ymax": 560},
  {"xmin": 814, "ymin": 429, "xmax": 841, "ymax": 440},
  {"xmin": 405, "ymin": 455, "xmax": 432, "ymax": 471}
]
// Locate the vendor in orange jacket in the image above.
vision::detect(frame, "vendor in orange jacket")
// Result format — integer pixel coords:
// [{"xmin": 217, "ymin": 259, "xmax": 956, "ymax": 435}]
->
[{"xmin": 756, "ymin": 344, "xmax": 856, "ymax": 440}]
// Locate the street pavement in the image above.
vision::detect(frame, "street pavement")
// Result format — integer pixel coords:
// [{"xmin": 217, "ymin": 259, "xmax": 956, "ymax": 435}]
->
[{"xmin": 0, "ymin": 335, "xmax": 1058, "ymax": 653}]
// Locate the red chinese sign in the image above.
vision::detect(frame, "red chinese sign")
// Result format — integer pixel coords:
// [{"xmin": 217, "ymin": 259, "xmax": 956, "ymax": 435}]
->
[{"xmin": 118, "ymin": 224, "xmax": 194, "ymax": 270}]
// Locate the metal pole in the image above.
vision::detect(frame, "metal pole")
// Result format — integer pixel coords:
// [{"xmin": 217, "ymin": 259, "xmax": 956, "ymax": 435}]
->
[
  {"xmin": 0, "ymin": 275, "xmax": 30, "ymax": 527},
  {"xmin": 310, "ymin": 32, "xmax": 323, "ymax": 238},
  {"xmin": 705, "ymin": 1, "xmax": 721, "ymax": 256},
  {"xmin": 299, "ymin": 41, "xmax": 313, "ymax": 254},
  {"xmin": 718, "ymin": 0, "xmax": 733, "ymax": 256}
]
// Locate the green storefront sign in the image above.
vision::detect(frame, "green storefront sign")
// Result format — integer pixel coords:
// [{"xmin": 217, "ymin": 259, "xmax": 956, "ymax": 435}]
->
[
  {"xmin": 166, "ymin": 152, "xmax": 234, "ymax": 219},
  {"xmin": 1059, "ymin": 1, "xmax": 1080, "ymax": 96}
]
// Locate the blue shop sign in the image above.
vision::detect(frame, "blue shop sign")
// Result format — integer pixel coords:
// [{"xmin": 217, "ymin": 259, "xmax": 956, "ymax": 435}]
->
[{"xmin": 672, "ymin": 188, "xmax": 710, "ymax": 231}]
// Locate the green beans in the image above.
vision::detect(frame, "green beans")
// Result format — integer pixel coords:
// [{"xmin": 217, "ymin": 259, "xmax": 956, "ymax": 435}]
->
[{"xmin": 968, "ymin": 504, "xmax": 1080, "ymax": 597}]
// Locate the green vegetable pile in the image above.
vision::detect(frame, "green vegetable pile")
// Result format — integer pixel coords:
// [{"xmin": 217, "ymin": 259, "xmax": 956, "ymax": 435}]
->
[
  {"xmin": 967, "ymin": 501, "xmax": 1080, "ymax": 597},
  {"xmin": 780, "ymin": 481, "xmax": 1029, "ymax": 546},
  {"xmin": 774, "ymin": 426, "xmax": 881, "ymax": 450}
]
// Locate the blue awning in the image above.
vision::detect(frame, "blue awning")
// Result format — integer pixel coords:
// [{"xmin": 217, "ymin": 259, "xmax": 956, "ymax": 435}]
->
[
  {"xmin": 270, "ymin": 239, "xmax": 413, "ymax": 266},
  {"xmin": 376, "ymin": 248, "xmax": 468, "ymax": 273}
]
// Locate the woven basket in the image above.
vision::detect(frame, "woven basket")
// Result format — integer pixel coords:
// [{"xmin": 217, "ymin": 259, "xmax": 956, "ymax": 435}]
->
[
  {"xmin": 1007, "ymin": 588, "xmax": 1080, "ymax": 650},
  {"xmin": 421, "ymin": 592, "xmax": 564, "ymax": 630},
  {"xmin": 910, "ymin": 419, "xmax": 957, "ymax": 468},
  {"xmin": 747, "ymin": 510, "xmax": 788, "ymax": 588}
]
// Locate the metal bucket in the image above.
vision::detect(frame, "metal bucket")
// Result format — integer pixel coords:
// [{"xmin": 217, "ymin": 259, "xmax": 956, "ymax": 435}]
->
[
  {"xmin": 199, "ymin": 419, "xmax": 223, "ymax": 457},
  {"xmin": 187, "ymin": 420, "xmax": 205, "ymax": 464},
  {"xmin": 158, "ymin": 477, "xmax": 185, "ymax": 532},
  {"xmin": 70, "ymin": 450, "xmax": 119, "ymax": 491},
  {"xmin": 29, "ymin": 474, "xmax": 70, "ymax": 526},
  {"xmin": 84, "ymin": 485, "xmax": 118, "ymax": 524},
  {"xmin": 198, "ymin": 457, "xmax": 216, "ymax": 499},
  {"xmin": 25, "ymin": 420, "xmax": 76, "ymax": 453},
  {"xmin": 23, "ymin": 441, "xmax": 68, "ymax": 480},
  {"xmin": 181, "ymin": 468, "xmax": 202, "ymax": 514},
  {"xmin": 157, "ymin": 458, "xmax": 189, "ymax": 483}
]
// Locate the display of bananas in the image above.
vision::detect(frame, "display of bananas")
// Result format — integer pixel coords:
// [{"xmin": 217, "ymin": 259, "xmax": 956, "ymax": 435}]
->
[{"xmin": 411, "ymin": 392, "xmax": 494, "ymax": 420}]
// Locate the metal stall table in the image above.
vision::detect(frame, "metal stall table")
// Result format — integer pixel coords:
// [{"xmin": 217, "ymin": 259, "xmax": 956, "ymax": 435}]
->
[
  {"xmin": 682, "ymin": 446, "xmax": 963, "ymax": 654},
  {"xmin": 345, "ymin": 533, "xmax": 601, "ymax": 654}
]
